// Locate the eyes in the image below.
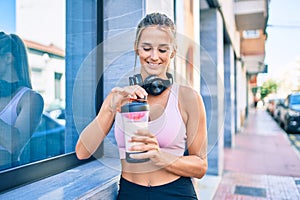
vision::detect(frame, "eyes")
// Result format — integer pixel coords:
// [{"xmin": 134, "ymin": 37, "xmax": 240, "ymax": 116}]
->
[{"xmin": 142, "ymin": 46, "xmax": 169, "ymax": 53}]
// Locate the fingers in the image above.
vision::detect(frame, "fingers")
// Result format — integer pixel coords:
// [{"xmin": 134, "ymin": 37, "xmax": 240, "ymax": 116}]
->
[
  {"xmin": 129, "ymin": 130, "xmax": 159, "ymax": 152},
  {"xmin": 110, "ymin": 86, "xmax": 147, "ymax": 112},
  {"xmin": 129, "ymin": 147, "xmax": 179, "ymax": 168},
  {"xmin": 129, "ymin": 149, "xmax": 159, "ymax": 160},
  {"xmin": 130, "ymin": 130, "xmax": 156, "ymax": 146},
  {"xmin": 112, "ymin": 85, "xmax": 147, "ymax": 99},
  {"xmin": 128, "ymin": 130, "xmax": 179, "ymax": 167},
  {"xmin": 131, "ymin": 129, "xmax": 155, "ymax": 138},
  {"xmin": 129, "ymin": 143, "xmax": 158, "ymax": 152}
]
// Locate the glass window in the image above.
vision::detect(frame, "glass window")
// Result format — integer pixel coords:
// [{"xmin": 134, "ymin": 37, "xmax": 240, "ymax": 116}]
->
[
  {"xmin": 0, "ymin": 0, "xmax": 67, "ymax": 171},
  {"xmin": 290, "ymin": 94, "xmax": 300, "ymax": 105},
  {"xmin": 242, "ymin": 30, "xmax": 260, "ymax": 39},
  {"xmin": 0, "ymin": 0, "xmax": 102, "ymax": 192}
]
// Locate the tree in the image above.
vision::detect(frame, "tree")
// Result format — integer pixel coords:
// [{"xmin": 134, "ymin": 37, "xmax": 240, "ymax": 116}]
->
[{"xmin": 260, "ymin": 79, "xmax": 278, "ymax": 99}]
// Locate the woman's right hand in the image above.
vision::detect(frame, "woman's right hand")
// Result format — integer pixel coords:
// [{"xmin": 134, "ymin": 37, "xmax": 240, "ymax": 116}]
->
[{"xmin": 109, "ymin": 85, "xmax": 148, "ymax": 112}]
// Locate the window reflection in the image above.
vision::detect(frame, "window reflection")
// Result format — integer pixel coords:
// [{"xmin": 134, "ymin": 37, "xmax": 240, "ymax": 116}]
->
[
  {"xmin": 0, "ymin": 32, "xmax": 44, "ymax": 170},
  {"xmin": 0, "ymin": 0, "xmax": 66, "ymax": 171}
]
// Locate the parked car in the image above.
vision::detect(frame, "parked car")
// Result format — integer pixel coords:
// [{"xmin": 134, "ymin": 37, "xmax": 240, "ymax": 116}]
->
[
  {"xmin": 0, "ymin": 112, "xmax": 65, "ymax": 170},
  {"xmin": 273, "ymin": 98, "xmax": 284, "ymax": 122},
  {"xmin": 278, "ymin": 92, "xmax": 300, "ymax": 133},
  {"xmin": 19, "ymin": 112, "xmax": 65, "ymax": 164},
  {"xmin": 48, "ymin": 108, "xmax": 66, "ymax": 126},
  {"xmin": 267, "ymin": 98, "xmax": 283, "ymax": 117}
]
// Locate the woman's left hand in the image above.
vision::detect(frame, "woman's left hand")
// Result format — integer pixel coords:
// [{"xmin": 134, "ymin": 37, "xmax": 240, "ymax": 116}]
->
[{"xmin": 129, "ymin": 129, "xmax": 178, "ymax": 167}]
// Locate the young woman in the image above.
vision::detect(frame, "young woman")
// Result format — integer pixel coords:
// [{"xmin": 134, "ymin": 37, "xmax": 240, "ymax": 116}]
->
[
  {"xmin": 76, "ymin": 13, "xmax": 207, "ymax": 199},
  {"xmin": 0, "ymin": 32, "xmax": 44, "ymax": 169}
]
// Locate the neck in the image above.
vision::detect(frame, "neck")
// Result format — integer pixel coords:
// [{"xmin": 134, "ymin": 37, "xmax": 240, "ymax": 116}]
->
[{"xmin": 0, "ymin": 80, "xmax": 21, "ymax": 97}]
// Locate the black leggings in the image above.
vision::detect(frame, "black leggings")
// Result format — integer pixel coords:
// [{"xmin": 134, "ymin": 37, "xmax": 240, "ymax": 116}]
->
[{"xmin": 117, "ymin": 176, "xmax": 198, "ymax": 200}]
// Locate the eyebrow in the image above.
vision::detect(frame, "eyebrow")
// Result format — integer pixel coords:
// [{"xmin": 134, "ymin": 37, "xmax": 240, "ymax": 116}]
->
[{"xmin": 141, "ymin": 42, "xmax": 171, "ymax": 47}]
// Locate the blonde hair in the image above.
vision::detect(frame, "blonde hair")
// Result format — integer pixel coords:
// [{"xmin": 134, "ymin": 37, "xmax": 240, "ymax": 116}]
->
[{"xmin": 134, "ymin": 13, "xmax": 177, "ymax": 53}]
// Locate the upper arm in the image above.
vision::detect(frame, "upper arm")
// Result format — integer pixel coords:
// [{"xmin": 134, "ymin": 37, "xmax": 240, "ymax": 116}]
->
[
  {"xmin": 179, "ymin": 86, "xmax": 207, "ymax": 159},
  {"xmin": 15, "ymin": 91, "xmax": 44, "ymax": 135}
]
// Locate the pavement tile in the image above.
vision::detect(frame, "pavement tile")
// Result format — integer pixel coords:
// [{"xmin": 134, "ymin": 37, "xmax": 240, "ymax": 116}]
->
[{"xmin": 213, "ymin": 172, "xmax": 300, "ymax": 199}]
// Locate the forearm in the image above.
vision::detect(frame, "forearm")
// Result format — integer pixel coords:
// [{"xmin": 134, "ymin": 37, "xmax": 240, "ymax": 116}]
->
[
  {"xmin": 76, "ymin": 85, "xmax": 147, "ymax": 159},
  {"xmin": 163, "ymin": 154, "xmax": 207, "ymax": 179},
  {"xmin": 76, "ymin": 103, "xmax": 115, "ymax": 159}
]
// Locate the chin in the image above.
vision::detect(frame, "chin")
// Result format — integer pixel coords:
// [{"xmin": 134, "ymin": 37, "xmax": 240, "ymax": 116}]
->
[{"xmin": 146, "ymin": 68, "xmax": 165, "ymax": 74}]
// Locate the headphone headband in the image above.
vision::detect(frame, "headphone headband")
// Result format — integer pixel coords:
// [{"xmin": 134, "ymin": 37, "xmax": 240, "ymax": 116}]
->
[{"xmin": 129, "ymin": 73, "xmax": 173, "ymax": 96}]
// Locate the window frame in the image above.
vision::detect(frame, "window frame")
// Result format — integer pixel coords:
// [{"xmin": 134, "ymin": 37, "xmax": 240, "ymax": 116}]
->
[{"xmin": 242, "ymin": 30, "xmax": 260, "ymax": 39}]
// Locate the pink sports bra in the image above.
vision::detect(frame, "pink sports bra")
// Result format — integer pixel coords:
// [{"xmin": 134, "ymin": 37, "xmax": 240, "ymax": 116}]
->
[{"xmin": 114, "ymin": 83, "xmax": 187, "ymax": 159}]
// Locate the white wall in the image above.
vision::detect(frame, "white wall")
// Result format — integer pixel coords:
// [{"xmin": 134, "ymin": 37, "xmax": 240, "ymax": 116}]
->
[
  {"xmin": 16, "ymin": 0, "xmax": 66, "ymax": 49},
  {"xmin": 219, "ymin": 0, "xmax": 240, "ymax": 57},
  {"xmin": 146, "ymin": 0, "xmax": 175, "ymax": 21}
]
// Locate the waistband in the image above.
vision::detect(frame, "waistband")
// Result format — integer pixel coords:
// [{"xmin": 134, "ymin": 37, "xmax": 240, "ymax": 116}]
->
[{"xmin": 119, "ymin": 176, "xmax": 191, "ymax": 190}]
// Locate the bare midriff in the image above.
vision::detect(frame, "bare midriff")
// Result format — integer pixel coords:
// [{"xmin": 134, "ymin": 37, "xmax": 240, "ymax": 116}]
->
[{"xmin": 120, "ymin": 159, "xmax": 180, "ymax": 186}]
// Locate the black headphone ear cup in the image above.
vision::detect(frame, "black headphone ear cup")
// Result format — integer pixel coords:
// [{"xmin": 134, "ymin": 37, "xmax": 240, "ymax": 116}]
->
[
  {"xmin": 143, "ymin": 75, "xmax": 157, "ymax": 85},
  {"xmin": 143, "ymin": 75, "xmax": 171, "ymax": 96},
  {"xmin": 166, "ymin": 73, "xmax": 173, "ymax": 84},
  {"xmin": 134, "ymin": 74, "xmax": 143, "ymax": 86},
  {"xmin": 129, "ymin": 74, "xmax": 143, "ymax": 85},
  {"xmin": 129, "ymin": 77, "xmax": 135, "ymax": 85},
  {"xmin": 129, "ymin": 74, "xmax": 172, "ymax": 95}
]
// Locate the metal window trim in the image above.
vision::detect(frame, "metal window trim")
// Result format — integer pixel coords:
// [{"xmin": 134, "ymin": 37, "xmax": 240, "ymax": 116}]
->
[{"xmin": 0, "ymin": 153, "xmax": 94, "ymax": 193}]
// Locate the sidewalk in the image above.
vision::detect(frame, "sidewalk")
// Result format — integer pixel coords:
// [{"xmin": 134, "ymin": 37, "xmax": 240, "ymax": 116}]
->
[{"xmin": 212, "ymin": 108, "xmax": 300, "ymax": 199}]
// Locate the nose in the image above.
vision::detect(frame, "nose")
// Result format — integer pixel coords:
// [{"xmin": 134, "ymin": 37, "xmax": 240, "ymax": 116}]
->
[{"xmin": 150, "ymin": 49, "xmax": 159, "ymax": 60}]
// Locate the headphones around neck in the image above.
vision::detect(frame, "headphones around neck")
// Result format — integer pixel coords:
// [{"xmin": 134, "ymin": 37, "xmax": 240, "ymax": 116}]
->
[{"xmin": 129, "ymin": 73, "xmax": 173, "ymax": 96}]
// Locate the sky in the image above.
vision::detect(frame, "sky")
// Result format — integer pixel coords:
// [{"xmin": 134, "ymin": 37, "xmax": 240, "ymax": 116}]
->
[
  {"xmin": 15, "ymin": 0, "xmax": 66, "ymax": 49},
  {"xmin": 0, "ymin": 0, "xmax": 15, "ymax": 32},
  {"xmin": 0, "ymin": 0, "xmax": 65, "ymax": 49},
  {"xmin": 264, "ymin": 0, "xmax": 300, "ymax": 79}
]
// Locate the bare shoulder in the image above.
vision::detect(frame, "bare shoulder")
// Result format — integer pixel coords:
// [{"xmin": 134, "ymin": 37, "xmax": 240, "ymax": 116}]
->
[
  {"xmin": 19, "ymin": 89, "xmax": 44, "ymax": 110},
  {"xmin": 178, "ymin": 84, "xmax": 202, "ymax": 104},
  {"xmin": 177, "ymin": 84, "xmax": 205, "ymax": 115},
  {"xmin": 24, "ymin": 89, "xmax": 44, "ymax": 103}
]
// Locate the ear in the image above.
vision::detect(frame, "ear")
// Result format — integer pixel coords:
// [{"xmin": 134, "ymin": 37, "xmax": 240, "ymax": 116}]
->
[
  {"xmin": 134, "ymin": 43, "xmax": 139, "ymax": 56},
  {"xmin": 170, "ymin": 50, "xmax": 175, "ymax": 59},
  {"xmin": 134, "ymin": 48, "xmax": 139, "ymax": 56}
]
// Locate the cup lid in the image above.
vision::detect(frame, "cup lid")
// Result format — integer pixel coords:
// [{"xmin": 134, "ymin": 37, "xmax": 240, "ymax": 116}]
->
[{"xmin": 121, "ymin": 100, "xmax": 149, "ymax": 113}]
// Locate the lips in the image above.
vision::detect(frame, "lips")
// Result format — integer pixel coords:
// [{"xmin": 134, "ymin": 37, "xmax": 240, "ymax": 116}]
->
[{"xmin": 147, "ymin": 62, "xmax": 160, "ymax": 68}]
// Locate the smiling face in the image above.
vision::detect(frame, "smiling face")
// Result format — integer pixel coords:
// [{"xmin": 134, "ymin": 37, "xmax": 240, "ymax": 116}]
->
[{"xmin": 136, "ymin": 25, "xmax": 175, "ymax": 79}]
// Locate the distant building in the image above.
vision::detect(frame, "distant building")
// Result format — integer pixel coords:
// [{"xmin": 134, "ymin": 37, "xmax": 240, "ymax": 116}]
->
[
  {"xmin": 24, "ymin": 39, "xmax": 65, "ymax": 110},
  {"xmin": 277, "ymin": 58, "xmax": 300, "ymax": 97}
]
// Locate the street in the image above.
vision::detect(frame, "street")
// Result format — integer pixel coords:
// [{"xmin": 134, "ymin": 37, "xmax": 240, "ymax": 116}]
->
[
  {"xmin": 287, "ymin": 133, "xmax": 300, "ymax": 153},
  {"xmin": 267, "ymin": 108, "xmax": 300, "ymax": 155}
]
